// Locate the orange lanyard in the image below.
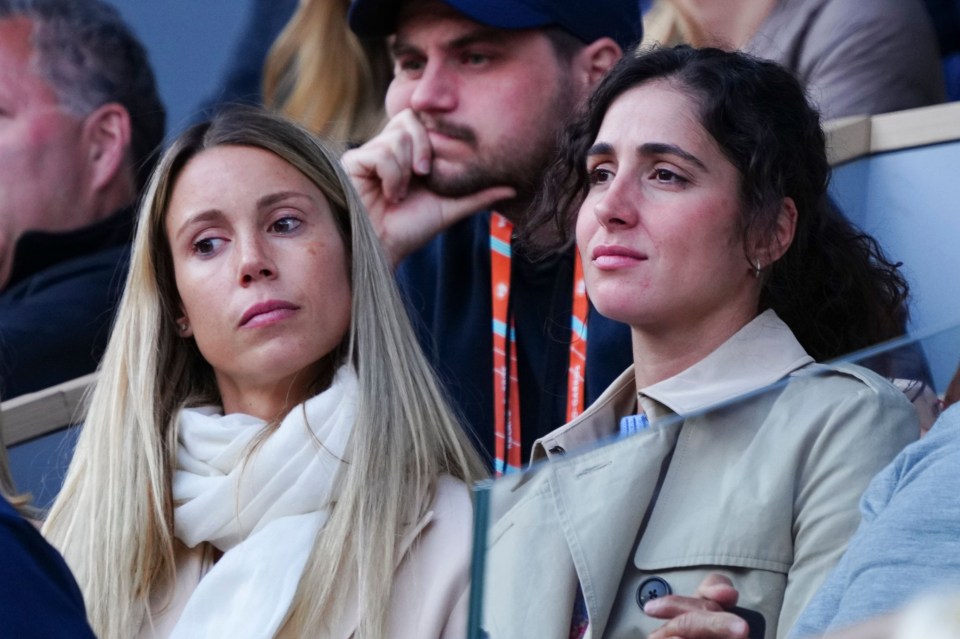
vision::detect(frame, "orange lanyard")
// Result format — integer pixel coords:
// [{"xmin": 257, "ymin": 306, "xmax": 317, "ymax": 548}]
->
[{"xmin": 490, "ymin": 213, "xmax": 588, "ymax": 475}]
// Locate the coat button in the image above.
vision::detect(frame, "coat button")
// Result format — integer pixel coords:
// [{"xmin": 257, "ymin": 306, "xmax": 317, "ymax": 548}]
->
[{"xmin": 636, "ymin": 577, "xmax": 672, "ymax": 610}]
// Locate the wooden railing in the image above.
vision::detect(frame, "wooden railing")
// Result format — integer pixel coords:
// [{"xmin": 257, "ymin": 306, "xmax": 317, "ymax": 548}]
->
[
  {"xmin": 0, "ymin": 373, "xmax": 95, "ymax": 446},
  {"xmin": 825, "ymin": 101, "xmax": 960, "ymax": 165}
]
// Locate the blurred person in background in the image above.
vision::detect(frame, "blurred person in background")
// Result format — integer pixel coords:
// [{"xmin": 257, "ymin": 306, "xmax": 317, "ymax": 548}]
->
[
  {"xmin": 641, "ymin": 0, "xmax": 945, "ymax": 119},
  {"xmin": 199, "ymin": 0, "xmax": 390, "ymax": 150},
  {"xmin": 0, "ymin": 0, "xmax": 165, "ymax": 399},
  {"xmin": 262, "ymin": 0, "xmax": 391, "ymax": 148}
]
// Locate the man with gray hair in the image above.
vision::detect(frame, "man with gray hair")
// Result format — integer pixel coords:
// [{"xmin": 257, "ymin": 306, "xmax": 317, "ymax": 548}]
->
[{"xmin": 0, "ymin": 0, "xmax": 165, "ymax": 398}]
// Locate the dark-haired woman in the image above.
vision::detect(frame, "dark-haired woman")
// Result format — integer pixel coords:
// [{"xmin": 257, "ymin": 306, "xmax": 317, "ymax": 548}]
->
[{"xmin": 480, "ymin": 46, "xmax": 918, "ymax": 639}]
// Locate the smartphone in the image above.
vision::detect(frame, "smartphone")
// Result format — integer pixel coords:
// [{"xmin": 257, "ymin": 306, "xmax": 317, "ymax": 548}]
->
[{"xmin": 730, "ymin": 605, "xmax": 766, "ymax": 639}]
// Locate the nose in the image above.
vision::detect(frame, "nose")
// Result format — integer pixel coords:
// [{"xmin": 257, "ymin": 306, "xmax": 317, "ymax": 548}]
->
[
  {"xmin": 409, "ymin": 60, "xmax": 457, "ymax": 113},
  {"xmin": 236, "ymin": 235, "xmax": 277, "ymax": 286},
  {"xmin": 592, "ymin": 173, "xmax": 639, "ymax": 230}
]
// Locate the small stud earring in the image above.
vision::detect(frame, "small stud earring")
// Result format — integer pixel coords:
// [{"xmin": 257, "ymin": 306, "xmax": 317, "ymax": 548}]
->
[
  {"xmin": 178, "ymin": 321, "xmax": 189, "ymax": 334},
  {"xmin": 754, "ymin": 259, "xmax": 762, "ymax": 279}
]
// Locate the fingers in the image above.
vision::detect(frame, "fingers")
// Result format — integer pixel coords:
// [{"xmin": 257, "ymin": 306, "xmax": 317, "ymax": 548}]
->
[
  {"xmin": 397, "ymin": 110, "xmax": 433, "ymax": 177},
  {"xmin": 342, "ymin": 109, "xmax": 432, "ymax": 204},
  {"xmin": 438, "ymin": 186, "xmax": 517, "ymax": 229},
  {"xmin": 343, "ymin": 108, "xmax": 516, "ymax": 267},
  {"xmin": 696, "ymin": 574, "xmax": 740, "ymax": 609},
  {"xmin": 643, "ymin": 594, "xmax": 725, "ymax": 620},
  {"xmin": 643, "ymin": 575, "xmax": 747, "ymax": 639},
  {"xmin": 647, "ymin": 609, "xmax": 750, "ymax": 639},
  {"xmin": 377, "ymin": 185, "xmax": 517, "ymax": 266}
]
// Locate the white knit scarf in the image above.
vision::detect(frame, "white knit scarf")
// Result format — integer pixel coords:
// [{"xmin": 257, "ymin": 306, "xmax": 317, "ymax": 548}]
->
[{"xmin": 169, "ymin": 366, "xmax": 357, "ymax": 638}]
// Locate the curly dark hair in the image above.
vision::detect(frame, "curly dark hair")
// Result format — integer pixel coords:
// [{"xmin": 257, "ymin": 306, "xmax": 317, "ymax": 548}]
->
[{"xmin": 524, "ymin": 45, "xmax": 909, "ymax": 363}]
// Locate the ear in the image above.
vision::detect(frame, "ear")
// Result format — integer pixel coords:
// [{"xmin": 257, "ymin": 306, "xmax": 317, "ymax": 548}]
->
[
  {"xmin": 81, "ymin": 102, "xmax": 132, "ymax": 194},
  {"xmin": 571, "ymin": 37, "xmax": 623, "ymax": 97},
  {"xmin": 176, "ymin": 315, "xmax": 194, "ymax": 338},
  {"xmin": 176, "ymin": 302, "xmax": 193, "ymax": 338},
  {"xmin": 754, "ymin": 197, "xmax": 798, "ymax": 268}
]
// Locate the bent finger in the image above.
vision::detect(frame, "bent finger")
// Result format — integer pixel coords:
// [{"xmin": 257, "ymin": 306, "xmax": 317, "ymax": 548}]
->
[
  {"xmin": 648, "ymin": 610, "xmax": 750, "ymax": 639},
  {"xmin": 696, "ymin": 574, "xmax": 740, "ymax": 609},
  {"xmin": 438, "ymin": 186, "xmax": 517, "ymax": 229},
  {"xmin": 386, "ymin": 109, "xmax": 433, "ymax": 176}
]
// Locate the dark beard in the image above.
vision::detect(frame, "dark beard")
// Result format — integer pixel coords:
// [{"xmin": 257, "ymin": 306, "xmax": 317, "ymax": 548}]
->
[
  {"xmin": 422, "ymin": 135, "xmax": 559, "ymax": 221},
  {"xmin": 419, "ymin": 73, "xmax": 578, "ymax": 221}
]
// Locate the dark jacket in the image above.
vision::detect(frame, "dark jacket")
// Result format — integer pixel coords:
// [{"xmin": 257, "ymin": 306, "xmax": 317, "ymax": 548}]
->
[
  {"xmin": 0, "ymin": 496, "xmax": 95, "ymax": 637},
  {"xmin": 0, "ymin": 208, "xmax": 132, "ymax": 399},
  {"xmin": 396, "ymin": 212, "xmax": 632, "ymax": 466}
]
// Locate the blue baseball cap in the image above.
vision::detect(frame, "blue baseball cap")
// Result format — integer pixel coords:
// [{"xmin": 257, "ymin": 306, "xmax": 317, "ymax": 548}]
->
[{"xmin": 348, "ymin": 0, "xmax": 643, "ymax": 52}]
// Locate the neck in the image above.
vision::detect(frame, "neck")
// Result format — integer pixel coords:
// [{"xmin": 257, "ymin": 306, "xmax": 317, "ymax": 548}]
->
[
  {"xmin": 218, "ymin": 370, "xmax": 326, "ymax": 422},
  {"xmin": 88, "ymin": 179, "xmax": 135, "ymax": 226},
  {"xmin": 630, "ymin": 304, "xmax": 759, "ymax": 390},
  {"xmin": 670, "ymin": 0, "xmax": 777, "ymax": 48}
]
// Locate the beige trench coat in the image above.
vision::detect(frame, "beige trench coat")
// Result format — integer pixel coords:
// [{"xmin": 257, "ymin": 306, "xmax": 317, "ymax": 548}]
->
[
  {"xmin": 481, "ymin": 312, "xmax": 918, "ymax": 639},
  {"xmin": 139, "ymin": 475, "xmax": 472, "ymax": 639}
]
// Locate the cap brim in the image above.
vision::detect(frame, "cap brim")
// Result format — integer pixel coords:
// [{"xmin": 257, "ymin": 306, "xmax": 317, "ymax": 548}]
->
[{"xmin": 349, "ymin": 0, "xmax": 554, "ymax": 38}]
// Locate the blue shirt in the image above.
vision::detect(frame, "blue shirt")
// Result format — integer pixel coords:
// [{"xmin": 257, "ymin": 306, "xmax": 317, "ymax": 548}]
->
[{"xmin": 792, "ymin": 403, "xmax": 960, "ymax": 636}]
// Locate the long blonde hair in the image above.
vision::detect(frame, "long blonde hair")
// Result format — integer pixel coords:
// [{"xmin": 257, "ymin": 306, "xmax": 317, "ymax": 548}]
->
[
  {"xmin": 262, "ymin": 0, "xmax": 390, "ymax": 148},
  {"xmin": 43, "ymin": 107, "xmax": 486, "ymax": 639}
]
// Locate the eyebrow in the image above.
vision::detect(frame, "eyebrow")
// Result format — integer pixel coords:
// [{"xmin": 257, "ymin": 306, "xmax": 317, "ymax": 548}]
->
[
  {"xmin": 257, "ymin": 190, "xmax": 309, "ymax": 209},
  {"xmin": 173, "ymin": 209, "xmax": 223, "ymax": 242},
  {"xmin": 586, "ymin": 141, "xmax": 708, "ymax": 172},
  {"xmin": 172, "ymin": 191, "xmax": 311, "ymax": 241}
]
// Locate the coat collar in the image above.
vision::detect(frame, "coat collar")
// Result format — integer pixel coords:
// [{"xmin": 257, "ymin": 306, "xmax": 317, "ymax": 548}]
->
[
  {"xmin": 641, "ymin": 309, "xmax": 813, "ymax": 416},
  {"xmin": 533, "ymin": 310, "xmax": 812, "ymax": 461}
]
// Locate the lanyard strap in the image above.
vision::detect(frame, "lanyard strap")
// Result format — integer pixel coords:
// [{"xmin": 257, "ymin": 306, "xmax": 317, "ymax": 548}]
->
[
  {"xmin": 489, "ymin": 213, "xmax": 589, "ymax": 475},
  {"xmin": 568, "ymin": 248, "xmax": 589, "ymax": 421},
  {"xmin": 490, "ymin": 213, "xmax": 521, "ymax": 475}
]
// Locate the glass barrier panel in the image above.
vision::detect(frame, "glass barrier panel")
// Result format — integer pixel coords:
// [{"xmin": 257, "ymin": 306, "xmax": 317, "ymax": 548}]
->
[{"xmin": 470, "ymin": 319, "xmax": 960, "ymax": 639}]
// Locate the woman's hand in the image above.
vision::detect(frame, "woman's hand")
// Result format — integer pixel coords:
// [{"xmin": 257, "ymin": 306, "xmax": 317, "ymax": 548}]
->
[{"xmin": 644, "ymin": 573, "xmax": 750, "ymax": 639}]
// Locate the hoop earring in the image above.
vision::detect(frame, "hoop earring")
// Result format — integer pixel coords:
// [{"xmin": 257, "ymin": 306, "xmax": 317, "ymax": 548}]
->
[{"xmin": 754, "ymin": 259, "xmax": 762, "ymax": 279}]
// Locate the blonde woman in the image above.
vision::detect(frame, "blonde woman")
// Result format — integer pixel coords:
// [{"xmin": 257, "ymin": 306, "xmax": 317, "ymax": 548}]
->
[
  {"xmin": 262, "ymin": 0, "xmax": 390, "ymax": 147},
  {"xmin": 43, "ymin": 107, "xmax": 485, "ymax": 639}
]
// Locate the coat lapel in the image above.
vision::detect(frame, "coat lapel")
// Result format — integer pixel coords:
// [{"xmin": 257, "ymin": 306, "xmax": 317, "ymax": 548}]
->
[
  {"xmin": 551, "ymin": 422, "xmax": 683, "ymax": 636},
  {"xmin": 482, "ymin": 422, "xmax": 682, "ymax": 638}
]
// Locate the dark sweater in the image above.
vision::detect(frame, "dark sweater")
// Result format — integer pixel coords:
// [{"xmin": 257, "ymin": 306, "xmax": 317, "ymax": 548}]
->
[
  {"xmin": 0, "ymin": 208, "xmax": 132, "ymax": 399},
  {"xmin": 397, "ymin": 211, "xmax": 632, "ymax": 467}
]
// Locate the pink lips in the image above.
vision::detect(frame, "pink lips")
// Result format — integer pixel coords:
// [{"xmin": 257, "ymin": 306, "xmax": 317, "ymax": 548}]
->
[
  {"xmin": 591, "ymin": 245, "xmax": 647, "ymax": 269},
  {"xmin": 239, "ymin": 300, "xmax": 300, "ymax": 328}
]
